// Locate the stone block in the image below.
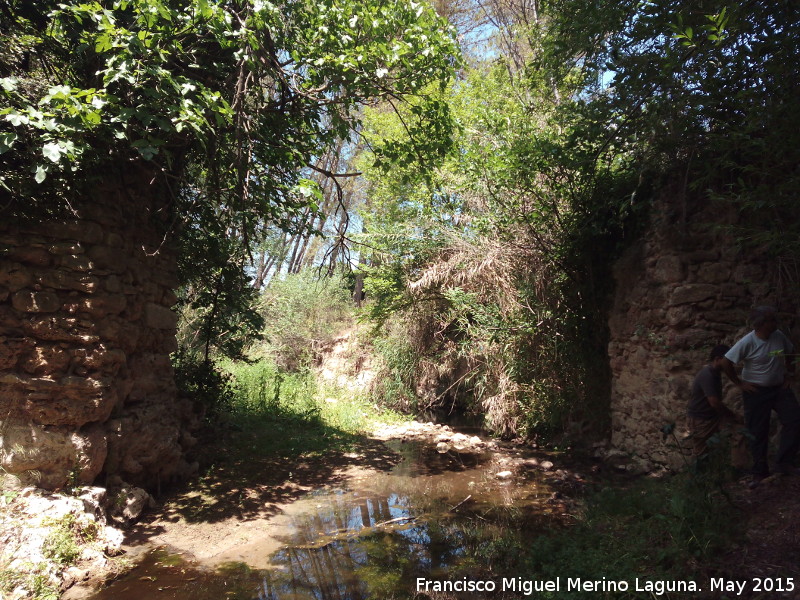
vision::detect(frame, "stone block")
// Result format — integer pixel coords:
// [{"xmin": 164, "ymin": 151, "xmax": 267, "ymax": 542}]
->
[
  {"xmin": 162, "ymin": 289, "xmax": 178, "ymax": 307},
  {"xmin": 696, "ymin": 262, "xmax": 731, "ymax": 284},
  {"xmin": 0, "ymin": 262, "xmax": 33, "ymax": 292},
  {"xmin": 668, "ymin": 329, "xmax": 714, "ymax": 350},
  {"xmin": 0, "ymin": 424, "xmax": 108, "ymax": 489},
  {"xmin": 87, "ymin": 245, "xmax": 126, "ymax": 271},
  {"xmin": 20, "ymin": 344, "xmax": 71, "ymax": 376},
  {"xmin": 666, "ymin": 305, "xmax": 694, "ymax": 328},
  {"xmin": 747, "ymin": 282, "xmax": 770, "ymax": 298},
  {"xmin": 15, "ymin": 374, "xmax": 119, "ymax": 427},
  {"xmin": 48, "ymin": 242, "xmax": 85, "ymax": 255},
  {"xmin": 164, "ymin": 335, "xmax": 179, "ymax": 354},
  {"xmin": 141, "ymin": 282, "xmax": 160, "ymax": 300},
  {"xmin": 105, "ymin": 232, "xmax": 124, "ymax": 247},
  {"xmin": 129, "ymin": 353, "xmax": 173, "ymax": 375},
  {"xmin": 732, "ymin": 263, "xmax": 764, "ymax": 284},
  {"xmin": 99, "ymin": 320, "xmax": 141, "ymax": 352},
  {"xmin": 669, "ymin": 283, "xmax": 717, "ymax": 306},
  {"xmin": 703, "ymin": 309, "xmax": 742, "ymax": 324},
  {"xmin": 77, "ymin": 203, "xmax": 122, "ymax": 227},
  {"xmin": 685, "ymin": 250, "xmax": 719, "ymax": 262},
  {"xmin": 9, "ymin": 247, "xmax": 52, "ymax": 266},
  {"xmin": 59, "ymin": 254, "xmax": 95, "ymax": 272},
  {"xmin": 705, "ymin": 322, "xmax": 738, "ymax": 334},
  {"xmin": 71, "ymin": 425, "xmax": 109, "ymax": 484},
  {"xmin": 23, "ymin": 315, "xmax": 100, "ymax": 343},
  {"xmin": 143, "ymin": 303, "xmax": 177, "ymax": 330},
  {"xmin": 40, "ymin": 221, "xmax": 104, "ymax": 244},
  {"xmin": 652, "ymin": 255, "xmax": 684, "ymax": 283},
  {"xmin": 11, "ymin": 290, "xmax": 62, "ymax": 313},
  {"xmin": 64, "ymin": 295, "xmax": 127, "ymax": 318},
  {"xmin": 0, "ymin": 337, "xmax": 31, "ymax": 370},
  {"xmin": 78, "ymin": 347, "xmax": 127, "ymax": 375},
  {"xmin": 36, "ymin": 270, "xmax": 101, "ymax": 293},
  {"xmin": 149, "ymin": 267, "xmax": 180, "ymax": 289},
  {"xmin": 0, "ymin": 306, "xmax": 20, "ymax": 334},
  {"xmin": 105, "ymin": 274, "xmax": 121, "ymax": 293}
]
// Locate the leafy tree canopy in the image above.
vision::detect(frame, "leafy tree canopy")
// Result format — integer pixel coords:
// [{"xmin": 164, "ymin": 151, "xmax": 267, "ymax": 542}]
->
[
  {"xmin": 0, "ymin": 0, "xmax": 459, "ymax": 220},
  {"xmin": 1, "ymin": 0, "xmax": 460, "ymax": 362}
]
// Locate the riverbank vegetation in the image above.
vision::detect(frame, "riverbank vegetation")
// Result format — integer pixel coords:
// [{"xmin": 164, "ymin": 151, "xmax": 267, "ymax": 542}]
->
[
  {"xmin": 3, "ymin": 0, "xmax": 799, "ymax": 595},
  {"xmin": 5, "ymin": 0, "xmax": 789, "ymax": 445},
  {"xmin": 162, "ymin": 0, "xmax": 800, "ymax": 448},
  {"xmin": 4, "ymin": 0, "xmax": 797, "ymax": 451}
]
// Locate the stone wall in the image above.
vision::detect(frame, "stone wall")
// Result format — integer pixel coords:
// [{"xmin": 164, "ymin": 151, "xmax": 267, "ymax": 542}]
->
[
  {"xmin": 0, "ymin": 168, "xmax": 197, "ymax": 490},
  {"xmin": 608, "ymin": 195, "xmax": 796, "ymax": 469}
]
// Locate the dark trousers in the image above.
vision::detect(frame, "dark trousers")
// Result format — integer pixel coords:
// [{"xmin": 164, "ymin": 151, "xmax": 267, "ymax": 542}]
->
[
  {"xmin": 742, "ymin": 385, "xmax": 800, "ymax": 476},
  {"xmin": 687, "ymin": 415, "xmax": 749, "ymax": 469}
]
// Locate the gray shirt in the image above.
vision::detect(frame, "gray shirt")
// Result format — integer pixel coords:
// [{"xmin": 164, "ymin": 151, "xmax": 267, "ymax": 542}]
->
[
  {"xmin": 725, "ymin": 330, "xmax": 794, "ymax": 387},
  {"xmin": 688, "ymin": 365, "xmax": 722, "ymax": 420}
]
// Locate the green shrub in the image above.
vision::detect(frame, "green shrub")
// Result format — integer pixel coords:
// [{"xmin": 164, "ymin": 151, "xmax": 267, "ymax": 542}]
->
[
  {"xmin": 256, "ymin": 270, "xmax": 354, "ymax": 370},
  {"xmin": 223, "ymin": 359, "xmax": 319, "ymax": 422},
  {"xmin": 475, "ymin": 470, "xmax": 738, "ymax": 598},
  {"xmin": 41, "ymin": 515, "xmax": 81, "ymax": 566},
  {"xmin": 215, "ymin": 357, "xmax": 394, "ymax": 459},
  {"xmin": 369, "ymin": 320, "xmax": 422, "ymax": 413},
  {"xmin": 0, "ymin": 564, "xmax": 59, "ymax": 600},
  {"xmin": 173, "ymin": 350, "xmax": 235, "ymax": 422}
]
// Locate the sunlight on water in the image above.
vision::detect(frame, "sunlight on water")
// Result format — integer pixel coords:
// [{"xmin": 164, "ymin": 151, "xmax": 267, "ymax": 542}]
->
[{"xmin": 89, "ymin": 438, "xmax": 573, "ymax": 600}]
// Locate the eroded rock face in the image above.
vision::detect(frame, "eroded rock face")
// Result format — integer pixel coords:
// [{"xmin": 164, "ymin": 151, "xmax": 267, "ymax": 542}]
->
[
  {"xmin": 607, "ymin": 196, "xmax": 795, "ymax": 469},
  {"xmin": 0, "ymin": 168, "xmax": 197, "ymax": 490}
]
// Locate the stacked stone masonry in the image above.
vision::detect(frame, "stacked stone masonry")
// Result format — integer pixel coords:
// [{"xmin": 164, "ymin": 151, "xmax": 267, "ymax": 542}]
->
[
  {"xmin": 0, "ymin": 170, "xmax": 197, "ymax": 490},
  {"xmin": 608, "ymin": 196, "xmax": 797, "ymax": 469}
]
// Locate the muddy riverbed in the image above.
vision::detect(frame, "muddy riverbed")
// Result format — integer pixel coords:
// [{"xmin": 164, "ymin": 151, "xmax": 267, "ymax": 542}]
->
[{"xmin": 77, "ymin": 422, "xmax": 587, "ymax": 600}]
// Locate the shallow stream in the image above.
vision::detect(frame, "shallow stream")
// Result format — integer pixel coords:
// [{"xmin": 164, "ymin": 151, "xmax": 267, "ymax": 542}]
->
[{"xmin": 88, "ymin": 435, "xmax": 580, "ymax": 599}]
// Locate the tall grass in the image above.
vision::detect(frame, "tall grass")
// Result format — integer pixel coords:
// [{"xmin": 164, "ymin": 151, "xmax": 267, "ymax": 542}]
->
[
  {"xmin": 256, "ymin": 270, "xmax": 354, "ymax": 370},
  {"xmin": 447, "ymin": 457, "xmax": 739, "ymax": 599},
  {"xmin": 524, "ymin": 475, "xmax": 737, "ymax": 597},
  {"xmin": 217, "ymin": 358, "xmax": 399, "ymax": 458}
]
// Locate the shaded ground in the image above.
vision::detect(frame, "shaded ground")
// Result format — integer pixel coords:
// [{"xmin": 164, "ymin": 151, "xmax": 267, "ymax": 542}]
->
[
  {"xmin": 61, "ymin": 420, "xmax": 800, "ymax": 600},
  {"xmin": 69, "ymin": 421, "xmax": 580, "ymax": 599},
  {"xmin": 118, "ymin": 427, "xmax": 401, "ymax": 566},
  {"xmin": 711, "ymin": 474, "xmax": 800, "ymax": 598}
]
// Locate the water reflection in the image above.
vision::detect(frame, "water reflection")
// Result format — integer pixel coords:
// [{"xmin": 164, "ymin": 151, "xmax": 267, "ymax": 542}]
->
[
  {"xmin": 90, "ymin": 438, "xmax": 571, "ymax": 600},
  {"xmin": 253, "ymin": 441, "xmax": 558, "ymax": 599}
]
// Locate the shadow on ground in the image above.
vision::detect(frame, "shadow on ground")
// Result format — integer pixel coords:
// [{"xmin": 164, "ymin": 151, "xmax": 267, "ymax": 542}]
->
[{"xmin": 123, "ymin": 416, "xmax": 401, "ymax": 548}]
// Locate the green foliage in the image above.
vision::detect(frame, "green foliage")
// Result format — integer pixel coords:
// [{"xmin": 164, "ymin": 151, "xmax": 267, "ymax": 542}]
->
[
  {"xmin": 351, "ymin": 0, "xmax": 650, "ymax": 437},
  {"xmin": 521, "ymin": 474, "xmax": 736, "ymax": 597},
  {"xmin": 172, "ymin": 350, "xmax": 235, "ymax": 422},
  {"xmin": 41, "ymin": 514, "xmax": 81, "ymax": 566},
  {"xmin": 547, "ymin": 0, "xmax": 800, "ymax": 257},
  {"xmin": 254, "ymin": 269, "xmax": 354, "ymax": 370},
  {"xmin": 0, "ymin": 564, "xmax": 59, "ymax": 600},
  {"xmin": 1, "ymin": 0, "xmax": 459, "ymax": 199},
  {"xmin": 218, "ymin": 357, "xmax": 388, "ymax": 458},
  {"xmin": 224, "ymin": 359, "xmax": 318, "ymax": 422},
  {"xmin": 176, "ymin": 220, "xmax": 264, "ymax": 364},
  {"xmin": 368, "ymin": 316, "xmax": 425, "ymax": 413}
]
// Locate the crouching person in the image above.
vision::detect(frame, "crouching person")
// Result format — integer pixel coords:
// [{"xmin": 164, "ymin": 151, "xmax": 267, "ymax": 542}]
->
[{"xmin": 688, "ymin": 344, "xmax": 748, "ymax": 472}]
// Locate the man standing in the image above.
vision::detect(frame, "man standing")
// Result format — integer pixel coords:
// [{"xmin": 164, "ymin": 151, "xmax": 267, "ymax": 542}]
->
[
  {"xmin": 688, "ymin": 344, "xmax": 747, "ymax": 470},
  {"xmin": 723, "ymin": 306, "xmax": 800, "ymax": 486}
]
